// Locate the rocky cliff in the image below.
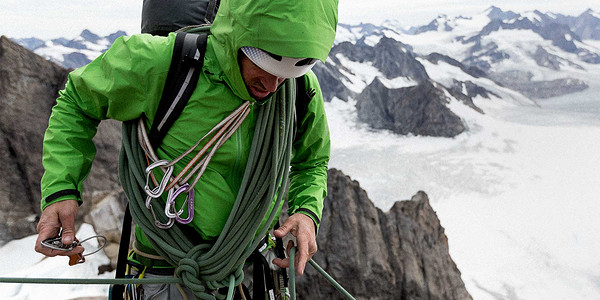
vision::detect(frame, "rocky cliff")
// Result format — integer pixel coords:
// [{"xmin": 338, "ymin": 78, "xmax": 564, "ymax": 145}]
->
[
  {"xmin": 295, "ymin": 169, "xmax": 472, "ymax": 300},
  {"xmin": 0, "ymin": 36, "xmax": 122, "ymax": 245},
  {"xmin": 356, "ymin": 79, "xmax": 466, "ymax": 137}
]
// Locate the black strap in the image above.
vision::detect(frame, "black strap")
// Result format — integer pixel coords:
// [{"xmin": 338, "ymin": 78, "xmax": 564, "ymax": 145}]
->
[
  {"xmin": 148, "ymin": 32, "xmax": 208, "ymax": 148},
  {"xmin": 110, "ymin": 203, "xmax": 132, "ymax": 300},
  {"xmin": 204, "ymin": 0, "xmax": 220, "ymax": 24}
]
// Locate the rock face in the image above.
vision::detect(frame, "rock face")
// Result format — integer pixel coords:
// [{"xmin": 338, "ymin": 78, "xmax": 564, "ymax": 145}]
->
[
  {"xmin": 489, "ymin": 70, "xmax": 589, "ymax": 99},
  {"xmin": 356, "ymin": 79, "xmax": 465, "ymax": 137},
  {"xmin": 0, "ymin": 36, "xmax": 122, "ymax": 245},
  {"xmin": 296, "ymin": 169, "xmax": 472, "ymax": 300}
]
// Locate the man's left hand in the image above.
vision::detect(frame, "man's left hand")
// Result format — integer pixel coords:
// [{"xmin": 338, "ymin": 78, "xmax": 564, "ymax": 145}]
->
[{"xmin": 272, "ymin": 213, "xmax": 316, "ymax": 276}]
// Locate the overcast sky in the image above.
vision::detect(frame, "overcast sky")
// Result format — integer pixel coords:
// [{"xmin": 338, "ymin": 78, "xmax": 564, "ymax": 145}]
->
[{"xmin": 0, "ymin": 0, "xmax": 596, "ymax": 39}]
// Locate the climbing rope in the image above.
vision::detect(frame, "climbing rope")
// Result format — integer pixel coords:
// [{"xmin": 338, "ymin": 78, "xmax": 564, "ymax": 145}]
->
[
  {"xmin": 118, "ymin": 79, "xmax": 295, "ymax": 299},
  {"xmin": 0, "ymin": 255, "xmax": 355, "ymax": 300}
]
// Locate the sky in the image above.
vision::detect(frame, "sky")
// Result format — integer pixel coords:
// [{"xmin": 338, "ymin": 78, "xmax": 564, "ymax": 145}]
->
[{"xmin": 0, "ymin": 0, "xmax": 596, "ymax": 39}]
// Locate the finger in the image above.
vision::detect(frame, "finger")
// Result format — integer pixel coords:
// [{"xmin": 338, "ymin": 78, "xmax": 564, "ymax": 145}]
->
[
  {"xmin": 272, "ymin": 257, "xmax": 289, "ymax": 269},
  {"xmin": 285, "ymin": 240, "xmax": 294, "ymax": 254},
  {"xmin": 59, "ymin": 212, "xmax": 77, "ymax": 246},
  {"xmin": 35, "ymin": 215, "xmax": 61, "ymax": 256},
  {"xmin": 274, "ymin": 220, "xmax": 294, "ymax": 238},
  {"xmin": 295, "ymin": 233, "xmax": 311, "ymax": 276}
]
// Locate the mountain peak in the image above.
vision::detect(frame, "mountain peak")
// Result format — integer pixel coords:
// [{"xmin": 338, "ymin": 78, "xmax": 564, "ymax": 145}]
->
[
  {"xmin": 80, "ymin": 29, "xmax": 101, "ymax": 43},
  {"xmin": 485, "ymin": 6, "xmax": 519, "ymax": 21}
]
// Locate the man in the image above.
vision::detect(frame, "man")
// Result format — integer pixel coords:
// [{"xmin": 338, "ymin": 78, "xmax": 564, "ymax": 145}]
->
[{"xmin": 35, "ymin": 0, "xmax": 338, "ymax": 298}]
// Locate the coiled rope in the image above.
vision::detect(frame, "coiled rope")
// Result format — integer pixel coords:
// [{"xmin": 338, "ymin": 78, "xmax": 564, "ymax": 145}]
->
[{"xmin": 118, "ymin": 78, "xmax": 295, "ymax": 299}]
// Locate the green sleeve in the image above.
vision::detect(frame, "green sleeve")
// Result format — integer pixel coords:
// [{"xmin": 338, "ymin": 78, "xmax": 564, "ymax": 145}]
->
[
  {"xmin": 287, "ymin": 71, "xmax": 330, "ymax": 234},
  {"xmin": 40, "ymin": 33, "xmax": 175, "ymax": 210}
]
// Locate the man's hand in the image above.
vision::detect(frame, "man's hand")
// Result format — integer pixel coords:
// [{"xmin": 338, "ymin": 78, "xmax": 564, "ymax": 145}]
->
[
  {"xmin": 272, "ymin": 213, "xmax": 317, "ymax": 276},
  {"xmin": 35, "ymin": 200, "xmax": 84, "ymax": 257}
]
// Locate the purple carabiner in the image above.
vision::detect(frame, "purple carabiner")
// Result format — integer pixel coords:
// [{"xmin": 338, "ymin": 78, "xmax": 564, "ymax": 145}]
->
[{"xmin": 168, "ymin": 184, "xmax": 195, "ymax": 224}]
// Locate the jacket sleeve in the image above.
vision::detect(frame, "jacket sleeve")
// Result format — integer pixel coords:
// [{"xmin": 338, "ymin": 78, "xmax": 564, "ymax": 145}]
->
[
  {"xmin": 287, "ymin": 70, "xmax": 330, "ymax": 234},
  {"xmin": 40, "ymin": 34, "xmax": 174, "ymax": 210}
]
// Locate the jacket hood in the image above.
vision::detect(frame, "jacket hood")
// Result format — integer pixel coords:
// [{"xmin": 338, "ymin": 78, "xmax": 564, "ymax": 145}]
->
[{"xmin": 209, "ymin": 0, "xmax": 338, "ymax": 100}]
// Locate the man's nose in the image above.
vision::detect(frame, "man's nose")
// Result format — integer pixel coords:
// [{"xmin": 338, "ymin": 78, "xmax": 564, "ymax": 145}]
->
[{"xmin": 261, "ymin": 73, "xmax": 283, "ymax": 93}]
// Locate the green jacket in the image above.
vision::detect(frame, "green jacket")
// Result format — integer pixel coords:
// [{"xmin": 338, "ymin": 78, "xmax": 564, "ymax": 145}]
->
[{"xmin": 41, "ymin": 0, "xmax": 338, "ymax": 242}]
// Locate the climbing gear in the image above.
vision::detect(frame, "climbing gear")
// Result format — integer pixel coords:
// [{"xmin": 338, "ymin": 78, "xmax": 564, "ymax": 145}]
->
[
  {"xmin": 118, "ymin": 72, "xmax": 296, "ymax": 298},
  {"xmin": 40, "ymin": 230, "xmax": 107, "ymax": 266},
  {"xmin": 241, "ymin": 47, "xmax": 317, "ymax": 79}
]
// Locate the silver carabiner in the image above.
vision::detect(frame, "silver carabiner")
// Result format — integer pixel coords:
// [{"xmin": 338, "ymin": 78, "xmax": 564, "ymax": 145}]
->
[{"xmin": 144, "ymin": 160, "xmax": 174, "ymax": 198}]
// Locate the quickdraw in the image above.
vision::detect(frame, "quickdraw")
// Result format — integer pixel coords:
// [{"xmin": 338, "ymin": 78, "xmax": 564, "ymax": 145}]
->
[{"xmin": 138, "ymin": 101, "xmax": 251, "ymax": 229}]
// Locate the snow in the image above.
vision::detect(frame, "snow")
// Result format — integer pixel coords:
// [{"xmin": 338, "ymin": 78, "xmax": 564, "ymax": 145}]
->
[
  {"xmin": 332, "ymin": 53, "xmax": 419, "ymax": 93},
  {"xmin": 565, "ymin": 33, "xmax": 573, "ymax": 42},
  {"xmin": 521, "ymin": 11, "xmax": 543, "ymax": 23},
  {"xmin": 363, "ymin": 34, "xmax": 382, "ymax": 47},
  {"xmin": 326, "ymin": 60, "xmax": 600, "ymax": 299},
  {"xmin": 0, "ymin": 224, "xmax": 115, "ymax": 299}
]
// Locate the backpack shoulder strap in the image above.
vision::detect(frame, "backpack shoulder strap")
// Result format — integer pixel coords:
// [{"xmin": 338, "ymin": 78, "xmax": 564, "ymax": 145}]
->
[
  {"xmin": 148, "ymin": 31, "xmax": 208, "ymax": 148},
  {"xmin": 293, "ymin": 75, "xmax": 316, "ymax": 140}
]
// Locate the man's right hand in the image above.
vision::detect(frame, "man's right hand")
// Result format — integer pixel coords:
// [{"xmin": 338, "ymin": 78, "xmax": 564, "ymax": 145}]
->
[{"xmin": 35, "ymin": 199, "xmax": 84, "ymax": 257}]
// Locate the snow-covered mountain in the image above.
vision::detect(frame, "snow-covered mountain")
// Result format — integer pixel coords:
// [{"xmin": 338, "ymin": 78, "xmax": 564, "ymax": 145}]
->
[{"xmin": 12, "ymin": 29, "xmax": 126, "ymax": 69}]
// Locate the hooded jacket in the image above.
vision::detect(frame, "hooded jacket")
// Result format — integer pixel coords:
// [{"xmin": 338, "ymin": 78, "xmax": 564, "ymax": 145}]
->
[{"xmin": 40, "ymin": 0, "xmax": 338, "ymax": 244}]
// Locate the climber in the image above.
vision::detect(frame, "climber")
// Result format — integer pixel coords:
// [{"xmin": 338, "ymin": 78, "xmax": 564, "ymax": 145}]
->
[{"xmin": 34, "ymin": 0, "xmax": 338, "ymax": 298}]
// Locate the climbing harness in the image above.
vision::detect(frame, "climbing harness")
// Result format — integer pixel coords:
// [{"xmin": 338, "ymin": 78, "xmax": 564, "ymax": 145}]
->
[{"xmin": 40, "ymin": 230, "xmax": 107, "ymax": 266}]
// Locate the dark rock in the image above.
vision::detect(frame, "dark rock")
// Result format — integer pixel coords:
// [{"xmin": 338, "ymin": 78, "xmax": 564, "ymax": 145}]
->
[
  {"xmin": 356, "ymin": 79, "xmax": 465, "ymax": 137},
  {"xmin": 106, "ymin": 31, "xmax": 128, "ymax": 44},
  {"xmin": 62, "ymin": 52, "xmax": 92, "ymax": 70},
  {"xmin": 573, "ymin": 9, "xmax": 600, "ymax": 40},
  {"xmin": 424, "ymin": 53, "xmax": 487, "ymax": 78},
  {"xmin": 0, "ymin": 36, "xmax": 122, "ymax": 245},
  {"xmin": 51, "ymin": 37, "xmax": 88, "ymax": 50},
  {"xmin": 295, "ymin": 169, "xmax": 472, "ymax": 300},
  {"xmin": 490, "ymin": 70, "xmax": 589, "ymax": 99},
  {"xmin": 81, "ymin": 30, "xmax": 102, "ymax": 44},
  {"xmin": 537, "ymin": 23, "xmax": 580, "ymax": 53},
  {"xmin": 485, "ymin": 6, "xmax": 519, "ymax": 21},
  {"xmin": 330, "ymin": 41, "xmax": 374, "ymax": 64},
  {"xmin": 413, "ymin": 15, "xmax": 453, "ymax": 34},
  {"xmin": 372, "ymin": 37, "xmax": 429, "ymax": 80},
  {"xmin": 12, "ymin": 37, "xmax": 46, "ymax": 51},
  {"xmin": 312, "ymin": 62, "xmax": 356, "ymax": 102},
  {"xmin": 534, "ymin": 46, "xmax": 562, "ymax": 70}
]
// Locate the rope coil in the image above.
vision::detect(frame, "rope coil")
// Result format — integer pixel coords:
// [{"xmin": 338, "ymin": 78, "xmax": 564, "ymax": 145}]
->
[{"xmin": 118, "ymin": 79, "xmax": 296, "ymax": 299}]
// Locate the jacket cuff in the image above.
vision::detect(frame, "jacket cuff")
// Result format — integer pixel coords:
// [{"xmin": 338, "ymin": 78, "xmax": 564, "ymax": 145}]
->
[{"xmin": 41, "ymin": 189, "xmax": 82, "ymax": 210}]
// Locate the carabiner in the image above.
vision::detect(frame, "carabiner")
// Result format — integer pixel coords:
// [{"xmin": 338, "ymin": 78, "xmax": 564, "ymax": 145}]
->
[
  {"xmin": 144, "ymin": 160, "xmax": 174, "ymax": 198},
  {"xmin": 164, "ymin": 184, "xmax": 195, "ymax": 224}
]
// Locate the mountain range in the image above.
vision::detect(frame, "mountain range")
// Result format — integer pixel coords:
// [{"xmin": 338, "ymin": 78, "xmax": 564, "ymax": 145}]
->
[{"xmin": 11, "ymin": 6, "xmax": 600, "ymax": 138}]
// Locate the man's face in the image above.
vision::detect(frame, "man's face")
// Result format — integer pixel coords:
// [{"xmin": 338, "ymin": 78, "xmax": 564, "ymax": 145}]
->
[{"xmin": 240, "ymin": 53, "xmax": 286, "ymax": 100}]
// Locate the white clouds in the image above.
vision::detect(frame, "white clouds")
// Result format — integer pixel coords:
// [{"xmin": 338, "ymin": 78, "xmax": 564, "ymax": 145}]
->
[
  {"xmin": 0, "ymin": 0, "xmax": 141, "ymax": 39},
  {"xmin": 0, "ymin": 1, "xmax": 597, "ymax": 40}
]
